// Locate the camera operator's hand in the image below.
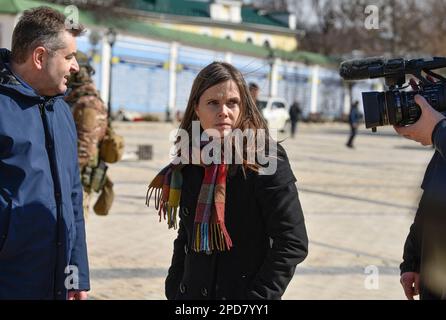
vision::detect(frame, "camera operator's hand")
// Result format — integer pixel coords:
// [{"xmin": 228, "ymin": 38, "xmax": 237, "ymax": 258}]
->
[
  {"xmin": 394, "ymin": 94, "xmax": 446, "ymax": 145},
  {"xmin": 400, "ymin": 272, "xmax": 420, "ymax": 300}
]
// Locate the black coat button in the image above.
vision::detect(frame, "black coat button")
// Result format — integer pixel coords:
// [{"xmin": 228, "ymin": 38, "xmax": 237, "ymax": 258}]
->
[
  {"xmin": 179, "ymin": 283, "xmax": 186, "ymax": 294},
  {"xmin": 181, "ymin": 207, "xmax": 190, "ymax": 217},
  {"xmin": 201, "ymin": 288, "xmax": 208, "ymax": 297}
]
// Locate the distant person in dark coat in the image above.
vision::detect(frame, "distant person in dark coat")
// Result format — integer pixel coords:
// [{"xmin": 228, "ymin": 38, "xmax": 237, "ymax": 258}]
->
[
  {"xmin": 249, "ymin": 82, "xmax": 259, "ymax": 102},
  {"xmin": 346, "ymin": 101, "xmax": 362, "ymax": 148},
  {"xmin": 289, "ymin": 100, "xmax": 302, "ymax": 138},
  {"xmin": 249, "ymin": 82, "xmax": 260, "ymax": 110}
]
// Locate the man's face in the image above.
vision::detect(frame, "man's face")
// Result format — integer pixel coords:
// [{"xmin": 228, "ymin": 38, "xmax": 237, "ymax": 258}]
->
[{"xmin": 41, "ymin": 31, "xmax": 79, "ymax": 96}]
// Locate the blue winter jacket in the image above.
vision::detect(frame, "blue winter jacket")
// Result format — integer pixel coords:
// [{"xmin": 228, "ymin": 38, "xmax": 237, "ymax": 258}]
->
[{"xmin": 0, "ymin": 49, "xmax": 89, "ymax": 299}]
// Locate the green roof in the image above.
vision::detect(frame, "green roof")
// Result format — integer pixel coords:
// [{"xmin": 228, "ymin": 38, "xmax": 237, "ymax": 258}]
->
[
  {"xmin": 128, "ymin": 0, "xmax": 288, "ymax": 28},
  {"xmin": 107, "ymin": 18, "xmax": 337, "ymax": 66},
  {"xmin": 0, "ymin": 0, "xmax": 17, "ymax": 13},
  {"xmin": 130, "ymin": 0, "xmax": 209, "ymax": 18},
  {"xmin": 0, "ymin": 0, "xmax": 61, "ymax": 13},
  {"xmin": 0, "ymin": 0, "xmax": 338, "ymax": 67}
]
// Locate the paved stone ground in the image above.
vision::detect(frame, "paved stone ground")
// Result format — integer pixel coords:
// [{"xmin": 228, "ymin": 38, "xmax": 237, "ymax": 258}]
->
[{"xmin": 85, "ymin": 121, "xmax": 433, "ymax": 300}]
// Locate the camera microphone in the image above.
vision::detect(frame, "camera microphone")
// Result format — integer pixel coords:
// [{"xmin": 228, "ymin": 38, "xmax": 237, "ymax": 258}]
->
[
  {"xmin": 339, "ymin": 55, "xmax": 446, "ymax": 131},
  {"xmin": 339, "ymin": 57, "xmax": 387, "ymax": 80}
]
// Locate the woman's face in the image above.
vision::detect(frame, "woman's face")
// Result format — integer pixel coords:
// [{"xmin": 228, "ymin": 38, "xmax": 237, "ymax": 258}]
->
[{"xmin": 195, "ymin": 80, "xmax": 241, "ymax": 137}]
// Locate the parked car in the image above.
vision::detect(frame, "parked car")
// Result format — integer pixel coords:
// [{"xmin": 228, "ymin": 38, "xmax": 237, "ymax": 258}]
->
[
  {"xmin": 115, "ymin": 109, "xmax": 144, "ymax": 122},
  {"xmin": 256, "ymin": 96, "xmax": 290, "ymax": 131}
]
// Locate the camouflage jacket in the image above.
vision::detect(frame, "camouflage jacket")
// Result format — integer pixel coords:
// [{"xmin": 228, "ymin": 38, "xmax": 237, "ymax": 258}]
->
[{"xmin": 65, "ymin": 83, "xmax": 108, "ymax": 169}]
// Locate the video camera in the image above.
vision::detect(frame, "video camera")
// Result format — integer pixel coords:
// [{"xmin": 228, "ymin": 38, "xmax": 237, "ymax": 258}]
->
[{"xmin": 339, "ymin": 57, "xmax": 446, "ymax": 132}]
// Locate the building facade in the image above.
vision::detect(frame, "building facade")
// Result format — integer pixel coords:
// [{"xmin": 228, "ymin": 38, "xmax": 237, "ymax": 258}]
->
[
  {"xmin": 122, "ymin": 0, "xmax": 299, "ymax": 52},
  {"xmin": 0, "ymin": 0, "xmax": 362, "ymax": 122}
]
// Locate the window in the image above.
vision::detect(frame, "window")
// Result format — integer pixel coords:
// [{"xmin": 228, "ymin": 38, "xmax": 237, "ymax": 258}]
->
[
  {"xmin": 272, "ymin": 102, "xmax": 285, "ymax": 109},
  {"xmin": 257, "ymin": 100, "xmax": 267, "ymax": 110},
  {"xmin": 246, "ymin": 37, "xmax": 253, "ymax": 44},
  {"xmin": 201, "ymin": 27, "xmax": 211, "ymax": 37},
  {"xmin": 263, "ymin": 40, "xmax": 271, "ymax": 48}
]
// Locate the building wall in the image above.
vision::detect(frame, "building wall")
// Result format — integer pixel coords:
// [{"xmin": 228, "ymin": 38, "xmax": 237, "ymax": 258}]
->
[
  {"xmin": 0, "ymin": 14, "xmax": 18, "ymax": 49},
  {"xmin": 74, "ymin": 31, "xmax": 345, "ymax": 120},
  {"xmin": 157, "ymin": 22, "xmax": 298, "ymax": 51}
]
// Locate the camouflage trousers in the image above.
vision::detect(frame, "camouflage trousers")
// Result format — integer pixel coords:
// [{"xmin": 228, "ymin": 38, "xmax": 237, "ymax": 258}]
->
[{"xmin": 83, "ymin": 189, "xmax": 91, "ymax": 219}]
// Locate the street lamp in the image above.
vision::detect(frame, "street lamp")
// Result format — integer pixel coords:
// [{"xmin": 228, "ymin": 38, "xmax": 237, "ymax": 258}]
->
[
  {"xmin": 267, "ymin": 48, "xmax": 276, "ymax": 98},
  {"xmin": 88, "ymin": 29, "xmax": 101, "ymax": 62},
  {"xmin": 106, "ymin": 28, "xmax": 117, "ymax": 119}
]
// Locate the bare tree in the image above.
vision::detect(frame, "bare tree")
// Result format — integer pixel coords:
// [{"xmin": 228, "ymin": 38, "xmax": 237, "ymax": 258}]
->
[
  {"xmin": 421, "ymin": 0, "xmax": 446, "ymax": 56},
  {"xmin": 296, "ymin": 0, "xmax": 443, "ymax": 58}
]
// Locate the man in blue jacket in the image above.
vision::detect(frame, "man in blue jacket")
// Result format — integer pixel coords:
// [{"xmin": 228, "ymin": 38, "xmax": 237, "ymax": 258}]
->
[
  {"xmin": 395, "ymin": 94, "xmax": 446, "ymax": 300},
  {"xmin": 0, "ymin": 6, "xmax": 89, "ymax": 299}
]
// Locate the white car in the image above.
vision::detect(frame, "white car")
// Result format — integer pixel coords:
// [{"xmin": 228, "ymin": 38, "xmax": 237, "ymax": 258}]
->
[{"xmin": 256, "ymin": 97, "xmax": 290, "ymax": 131}]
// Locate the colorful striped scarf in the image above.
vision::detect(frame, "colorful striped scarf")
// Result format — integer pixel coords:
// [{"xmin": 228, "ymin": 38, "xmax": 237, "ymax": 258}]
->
[{"xmin": 146, "ymin": 161, "xmax": 232, "ymax": 252}]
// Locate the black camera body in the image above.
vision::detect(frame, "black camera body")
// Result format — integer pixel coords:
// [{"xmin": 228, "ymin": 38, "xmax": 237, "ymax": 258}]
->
[{"xmin": 339, "ymin": 57, "xmax": 446, "ymax": 131}]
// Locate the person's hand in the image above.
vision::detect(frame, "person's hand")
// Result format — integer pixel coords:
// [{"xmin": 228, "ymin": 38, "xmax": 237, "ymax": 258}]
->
[
  {"xmin": 68, "ymin": 290, "xmax": 88, "ymax": 300},
  {"xmin": 400, "ymin": 272, "xmax": 420, "ymax": 300},
  {"xmin": 394, "ymin": 77, "xmax": 446, "ymax": 145},
  {"xmin": 393, "ymin": 94, "xmax": 445, "ymax": 145}
]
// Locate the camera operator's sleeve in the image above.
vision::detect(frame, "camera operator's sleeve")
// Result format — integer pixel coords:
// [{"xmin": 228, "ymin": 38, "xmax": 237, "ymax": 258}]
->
[
  {"xmin": 400, "ymin": 194, "xmax": 425, "ymax": 274},
  {"xmin": 432, "ymin": 119, "xmax": 446, "ymax": 160}
]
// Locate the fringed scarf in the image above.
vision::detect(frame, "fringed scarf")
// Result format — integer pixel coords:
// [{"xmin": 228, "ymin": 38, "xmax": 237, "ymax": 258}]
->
[{"xmin": 146, "ymin": 158, "xmax": 232, "ymax": 253}]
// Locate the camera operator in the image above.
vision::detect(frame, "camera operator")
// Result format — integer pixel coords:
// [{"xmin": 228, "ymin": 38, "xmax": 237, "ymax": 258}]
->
[{"xmin": 395, "ymin": 91, "xmax": 446, "ymax": 300}]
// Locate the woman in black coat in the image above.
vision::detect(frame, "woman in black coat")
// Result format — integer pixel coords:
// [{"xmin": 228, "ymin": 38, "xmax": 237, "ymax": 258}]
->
[{"xmin": 147, "ymin": 62, "xmax": 308, "ymax": 300}]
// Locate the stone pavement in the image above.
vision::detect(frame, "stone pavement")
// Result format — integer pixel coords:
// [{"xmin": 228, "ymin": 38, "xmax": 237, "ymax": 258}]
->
[{"xmin": 85, "ymin": 121, "xmax": 434, "ymax": 300}]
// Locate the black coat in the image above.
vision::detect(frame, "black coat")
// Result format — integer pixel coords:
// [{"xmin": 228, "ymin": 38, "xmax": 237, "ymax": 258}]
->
[
  {"xmin": 165, "ymin": 145, "xmax": 308, "ymax": 300},
  {"xmin": 400, "ymin": 119, "xmax": 446, "ymax": 299},
  {"xmin": 289, "ymin": 103, "xmax": 301, "ymax": 123}
]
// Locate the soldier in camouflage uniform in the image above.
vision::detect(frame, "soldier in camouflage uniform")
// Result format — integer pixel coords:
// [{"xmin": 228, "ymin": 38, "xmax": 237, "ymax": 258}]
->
[{"xmin": 66, "ymin": 51, "xmax": 109, "ymax": 217}]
